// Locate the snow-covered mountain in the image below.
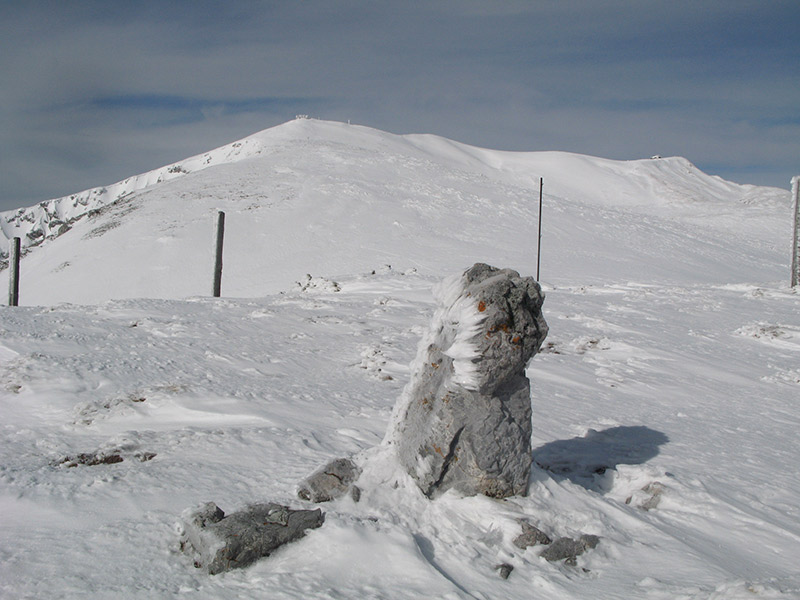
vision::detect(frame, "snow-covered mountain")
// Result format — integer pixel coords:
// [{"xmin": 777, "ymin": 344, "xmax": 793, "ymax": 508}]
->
[
  {"xmin": 2, "ymin": 119, "xmax": 799, "ymax": 599},
  {"xmin": 1, "ymin": 117, "xmax": 790, "ymax": 305}
]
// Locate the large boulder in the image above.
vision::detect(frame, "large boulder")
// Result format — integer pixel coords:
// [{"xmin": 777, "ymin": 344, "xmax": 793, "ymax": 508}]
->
[{"xmin": 386, "ymin": 263, "xmax": 548, "ymax": 498}]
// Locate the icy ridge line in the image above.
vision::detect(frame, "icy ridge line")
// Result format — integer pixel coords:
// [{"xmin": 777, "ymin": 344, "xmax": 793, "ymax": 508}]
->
[{"xmin": 0, "ymin": 133, "xmax": 270, "ymax": 256}]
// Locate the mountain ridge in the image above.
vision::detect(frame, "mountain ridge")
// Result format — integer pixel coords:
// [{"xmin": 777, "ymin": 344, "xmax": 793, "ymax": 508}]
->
[
  {"xmin": 1, "ymin": 118, "xmax": 791, "ymax": 305},
  {"xmin": 1, "ymin": 118, "xmax": 786, "ymax": 254}
]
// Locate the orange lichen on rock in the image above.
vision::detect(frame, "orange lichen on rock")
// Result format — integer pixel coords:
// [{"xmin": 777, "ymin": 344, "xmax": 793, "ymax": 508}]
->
[{"xmin": 487, "ymin": 322, "xmax": 511, "ymax": 335}]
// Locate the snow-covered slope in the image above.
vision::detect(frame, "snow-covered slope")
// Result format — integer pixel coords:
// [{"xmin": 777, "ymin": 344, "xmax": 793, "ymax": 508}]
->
[
  {"xmin": 0, "ymin": 118, "xmax": 790, "ymax": 305},
  {"xmin": 2, "ymin": 120, "xmax": 799, "ymax": 599}
]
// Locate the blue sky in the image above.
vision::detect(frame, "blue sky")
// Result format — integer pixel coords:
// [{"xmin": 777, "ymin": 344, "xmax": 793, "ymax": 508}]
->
[{"xmin": 1, "ymin": 1, "xmax": 798, "ymax": 211}]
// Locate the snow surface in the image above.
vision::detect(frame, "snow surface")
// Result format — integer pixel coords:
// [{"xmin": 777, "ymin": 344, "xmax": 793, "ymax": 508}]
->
[{"xmin": 1, "ymin": 119, "xmax": 799, "ymax": 599}]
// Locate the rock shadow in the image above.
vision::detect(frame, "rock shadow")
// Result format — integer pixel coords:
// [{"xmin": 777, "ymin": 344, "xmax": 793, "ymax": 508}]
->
[{"xmin": 532, "ymin": 426, "xmax": 669, "ymax": 492}]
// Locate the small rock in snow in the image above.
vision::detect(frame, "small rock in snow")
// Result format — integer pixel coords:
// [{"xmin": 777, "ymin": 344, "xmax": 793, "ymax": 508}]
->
[
  {"xmin": 54, "ymin": 452, "xmax": 124, "ymax": 468},
  {"xmin": 641, "ymin": 481, "xmax": 666, "ymax": 510},
  {"xmin": 297, "ymin": 457, "xmax": 361, "ymax": 503},
  {"xmin": 496, "ymin": 563, "xmax": 514, "ymax": 579},
  {"xmin": 513, "ymin": 520, "xmax": 553, "ymax": 549},
  {"xmin": 179, "ymin": 502, "xmax": 324, "ymax": 574},
  {"xmin": 540, "ymin": 535, "xmax": 600, "ymax": 565}
]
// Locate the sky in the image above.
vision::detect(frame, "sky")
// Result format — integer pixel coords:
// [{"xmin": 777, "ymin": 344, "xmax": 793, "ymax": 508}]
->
[{"xmin": 1, "ymin": 1, "xmax": 798, "ymax": 212}]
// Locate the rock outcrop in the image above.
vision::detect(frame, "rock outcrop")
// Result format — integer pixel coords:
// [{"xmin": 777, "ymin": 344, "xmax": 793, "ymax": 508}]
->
[{"xmin": 387, "ymin": 263, "xmax": 548, "ymax": 498}]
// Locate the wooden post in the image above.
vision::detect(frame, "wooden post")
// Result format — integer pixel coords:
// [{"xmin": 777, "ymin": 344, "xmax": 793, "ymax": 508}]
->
[
  {"xmin": 8, "ymin": 237, "xmax": 20, "ymax": 306},
  {"xmin": 213, "ymin": 211, "xmax": 225, "ymax": 297},
  {"xmin": 792, "ymin": 176, "xmax": 800, "ymax": 288},
  {"xmin": 536, "ymin": 177, "xmax": 543, "ymax": 281}
]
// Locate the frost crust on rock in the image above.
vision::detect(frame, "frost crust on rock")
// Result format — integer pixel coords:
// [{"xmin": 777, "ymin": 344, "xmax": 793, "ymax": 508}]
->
[{"xmin": 386, "ymin": 263, "xmax": 548, "ymax": 498}]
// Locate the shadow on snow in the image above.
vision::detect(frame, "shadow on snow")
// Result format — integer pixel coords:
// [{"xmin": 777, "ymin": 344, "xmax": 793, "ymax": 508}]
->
[{"xmin": 532, "ymin": 425, "xmax": 669, "ymax": 493}]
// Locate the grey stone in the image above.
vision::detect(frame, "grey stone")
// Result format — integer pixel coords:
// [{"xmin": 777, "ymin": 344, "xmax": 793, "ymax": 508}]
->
[
  {"xmin": 350, "ymin": 485, "xmax": 362, "ymax": 503},
  {"xmin": 297, "ymin": 458, "xmax": 361, "ymax": 503},
  {"xmin": 180, "ymin": 502, "xmax": 324, "ymax": 574},
  {"xmin": 580, "ymin": 534, "xmax": 600, "ymax": 549},
  {"xmin": 540, "ymin": 535, "xmax": 600, "ymax": 565},
  {"xmin": 187, "ymin": 502, "xmax": 225, "ymax": 528},
  {"xmin": 513, "ymin": 520, "xmax": 552, "ymax": 549},
  {"xmin": 496, "ymin": 563, "xmax": 514, "ymax": 579},
  {"xmin": 390, "ymin": 263, "xmax": 547, "ymax": 498}
]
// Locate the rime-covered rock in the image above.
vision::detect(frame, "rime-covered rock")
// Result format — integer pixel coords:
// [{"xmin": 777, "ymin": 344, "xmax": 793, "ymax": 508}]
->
[
  {"xmin": 387, "ymin": 263, "xmax": 548, "ymax": 498},
  {"xmin": 179, "ymin": 502, "xmax": 324, "ymax": 574},
  {"xmin": 297, "ymin": 457, "xmax": 361, "ymax": 503}
]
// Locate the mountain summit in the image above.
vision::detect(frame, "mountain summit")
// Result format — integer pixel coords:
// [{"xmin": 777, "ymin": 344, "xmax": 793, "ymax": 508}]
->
[{"xmin": 0, "ymin": 118, "xmax": 790, "ymax": 305}]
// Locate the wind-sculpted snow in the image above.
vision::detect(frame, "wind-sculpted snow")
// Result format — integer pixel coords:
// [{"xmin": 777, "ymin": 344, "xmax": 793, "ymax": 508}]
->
[{"xmin": 2, "ymin": 272, "xmax": 800, "ymax": 598}]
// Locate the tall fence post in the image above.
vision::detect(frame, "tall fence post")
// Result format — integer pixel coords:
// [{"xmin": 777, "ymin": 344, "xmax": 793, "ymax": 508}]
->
[
  {"xmin": 792, "ymin": 176, "xmax": 800, "ymax": 288},
  {"xmin": 8, "ymin": 237, "xmax": 20, "ymax": 306},
  {"xmin": 536, "ymin": 177, "xmax": 543, "ymax": 281},
  {"xmin": 213, "ymin": 211, "xmax": 225, "ymax": 297}
]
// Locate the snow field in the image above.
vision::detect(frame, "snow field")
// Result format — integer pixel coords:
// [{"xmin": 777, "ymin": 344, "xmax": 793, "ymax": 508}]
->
[{"xmin": 2, "ymin": 269, "xmax": 799, "ymax": 599}]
